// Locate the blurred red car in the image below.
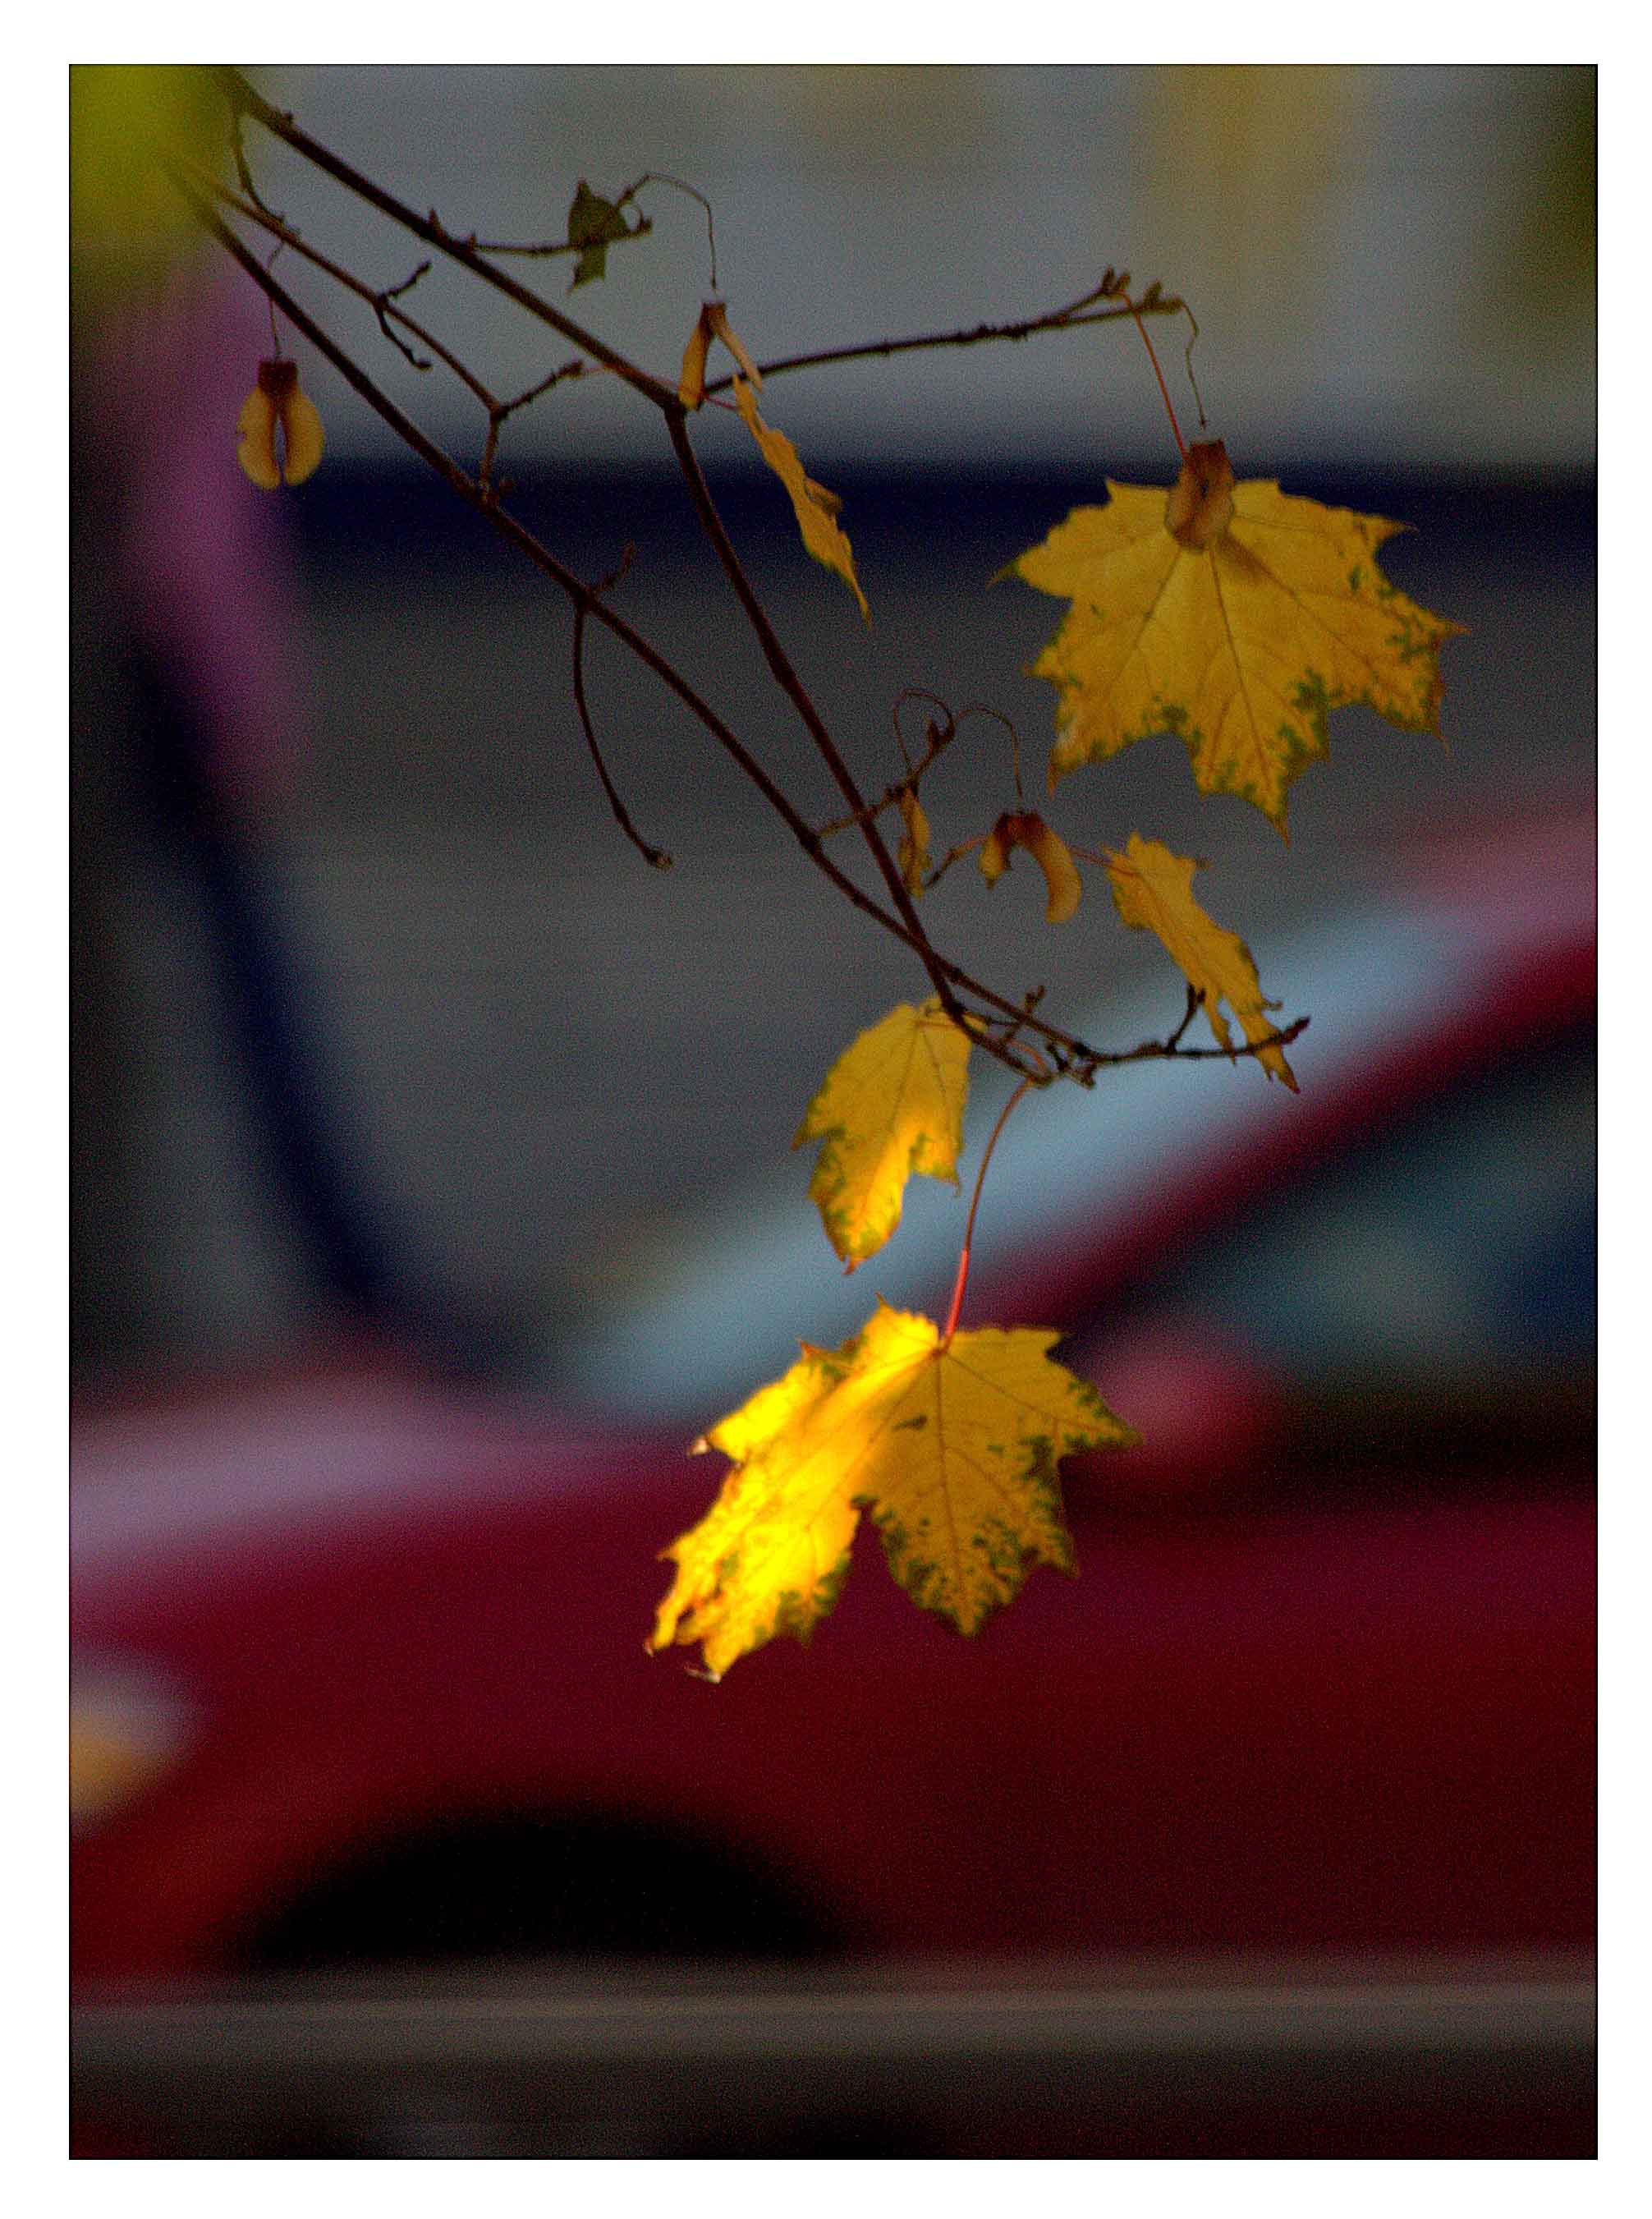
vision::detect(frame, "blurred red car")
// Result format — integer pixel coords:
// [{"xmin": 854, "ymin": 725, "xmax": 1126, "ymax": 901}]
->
[{"xmin": 71, "ymin": 817, "xmax": 1595, "ymax": 1984}]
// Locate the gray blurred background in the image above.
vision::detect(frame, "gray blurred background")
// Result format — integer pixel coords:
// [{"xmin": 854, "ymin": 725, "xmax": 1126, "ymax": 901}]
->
[{"xmin": 71, "ymin": 64, "xmax": 1594, "ymax": 1390}]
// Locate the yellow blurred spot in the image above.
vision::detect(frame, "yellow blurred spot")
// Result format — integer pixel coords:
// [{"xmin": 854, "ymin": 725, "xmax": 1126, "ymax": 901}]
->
[
  {"xmin": 71, "ymin": 65, "xmax": 220, "ymax": 301},
  {"xmin": 71, "ymin": 1675, "xmax": 192, "ymax": 1826}
]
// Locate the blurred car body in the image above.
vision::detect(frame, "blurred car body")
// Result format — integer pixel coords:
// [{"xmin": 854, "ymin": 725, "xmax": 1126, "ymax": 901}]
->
[{"xmin": 71, "ymin": 818, "xmax": 1595, "ymax": 1997}]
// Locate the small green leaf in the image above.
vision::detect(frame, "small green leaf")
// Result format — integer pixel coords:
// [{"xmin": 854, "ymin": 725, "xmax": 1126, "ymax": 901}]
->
[{"xmin": 565, "ymin": 179, "xmax": 647, "ymax": 289}]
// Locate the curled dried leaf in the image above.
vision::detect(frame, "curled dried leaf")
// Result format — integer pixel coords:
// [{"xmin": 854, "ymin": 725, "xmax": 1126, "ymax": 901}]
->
[
  {"xmin": 897, "ymin": 786, "xmax": 931, "ymax": 896},
  {"xmin": 705, "ymin": 301, "xmax": 761, "ymax": 388},
  {"xmin": 1163, "ymin": 438, "xmax": 1235, "ymax": 550},
  {"xmin": 733, "ymin": 377, "xmax": 870, "ymax": 620},
  {"xmin": 1105, "ymin": 832, "xmax": 1298, "ymax": 1088},
  {"xmin": 678, "ymin": 299, "xmax": 762, "ymax": 408},
  {"xmin": 678, "ymin": 308, "xmax": 713, "ymax": 410}
]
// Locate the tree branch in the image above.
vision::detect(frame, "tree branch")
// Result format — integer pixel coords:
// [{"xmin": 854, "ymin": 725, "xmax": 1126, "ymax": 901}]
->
[
  {"xmin": 170, "ymin": 176, "xmax": 1073, "ymax": 1079},
  {"xmin": 175, "ymin": 113, "xmax": 1306, "ymax": 1095},
  {"xmin": 701, "ymin": 280, "xmax": 1184, "ymax": 398},
  {"xmin": 663, "ymin": 408, "xmax": 970, "ymax": 1027},
  {"xmin": 571, "ymin": 555, "xmax": 673, "ymax": 871},
  {"xmin": 215, "ymin": 67, "xmax": 679, "ymax": 412}
]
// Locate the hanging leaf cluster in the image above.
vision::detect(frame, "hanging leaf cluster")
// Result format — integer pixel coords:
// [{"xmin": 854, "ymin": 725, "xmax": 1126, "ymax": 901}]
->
[
  {"xmin": 198, "ymin": 80, "xmax": 1462, "ymax": 1679},
  {"xmin": 652, "ymin": 435, "xmax": 1459, "ymax": 1676}
]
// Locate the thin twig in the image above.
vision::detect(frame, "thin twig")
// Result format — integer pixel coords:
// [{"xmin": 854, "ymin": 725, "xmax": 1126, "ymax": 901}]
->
[
  {"xmin": 571, "ymin": 554, "xmax": 672, "ymax": 871},
  {"xmin": 1164, "ymin": 985, "xmax": 1204, "ymax": 1052},
  {"xmin": 893, "ymin": 687, "xmax": 955, "ymax": 775},
  {"xmin": 1102, "ymin": 1012, "xmax": 1310, "ymax": 1072},
  {"xmin": 638, "ymin": 172, "xmax": 718, "ymax": 292},
  {"xmin": 195, "ymin": 171, "xmax": 499, "ymax": 412},
  {"xmin": 818, "ymin": 698, "xmax": 961, "ymax": 838},
  {"xmin": 700, "ymin": 288, "xmax": 1184, "ymax": 399},
  {"xmin": 227, "ymin": 104, "xmax": 284, "ymax": 223},
  {"xmin": 172, "ymin": 178, "xmax": 1062, "ymax": 1080},
  {"xmin": 664, "ymin": 407, "xmax": 970, "ymax": 1030},
  {"xmin": 181, "ymin": 125, "xmax": 1301, "ymax": 1094},
  {"xmin": 1182, "ymin": 306, "xmax": 1208, "ymax": 432},
  {"xmin": 374, "ymin": 258, "xmax": 434, "ymax": 370},
  {"xmin": 473, "ymin": 212, "xmax": 650, "ymax": 261},
  {"xmin": 480, "ymin": 358, "xmax": 587, "ymax": 494},
  {"xmin": 216, "ymin": 68, "xmax": 680, "ymax": 411},
  {"xmin": 940, "ymin": 1075, "xmax": 1039, "ymax": 1346},
  {"xmin": 920, "ymin": 837, "xmax": 988, "ymax": 895}
]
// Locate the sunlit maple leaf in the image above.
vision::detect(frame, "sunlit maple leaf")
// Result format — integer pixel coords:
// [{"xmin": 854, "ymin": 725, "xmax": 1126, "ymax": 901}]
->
[
  {"xmin": 1106, "ymin": 832, "xmax": 1298, "ymax": 1089},
  {"xmin": 648, "ymin": 1301, "xmax": 1137, "ymax": 1677},
  {"xmin": 794, "ymin": 998, "xmax": 971, "ymax": 1269},
  {"xmin": 733, "ymin": 375, "xmax": 870, "ymax": 620},
  {"xmin": 1007, "ymin": 439, "xmax": 1464, "ymax": 834}
]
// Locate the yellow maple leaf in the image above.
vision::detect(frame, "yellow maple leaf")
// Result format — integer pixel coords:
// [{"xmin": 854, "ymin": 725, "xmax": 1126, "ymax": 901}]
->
[
  {"xmin": 1105, "ymin": 832, "xmax": 1299, "ymax": 1089},
  {"xmin": 794, "ymin": 998, "xmax": 971, "ymax": 1269},
  {"xmin": 649, "ymin": 1300, "xmax": 1137, "ymax": 1677},
  {"xmin": 733, "ymin": 376, "xmax": 870, "ymax": 620},
  {"xmin": 1008, "ymin": 439, "xmax": 1464, "ymax": 834}
]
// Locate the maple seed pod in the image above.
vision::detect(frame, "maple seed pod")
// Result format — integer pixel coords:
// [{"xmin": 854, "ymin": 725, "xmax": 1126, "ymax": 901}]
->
[
  {"xmin": 979, "ymin": 811, "xmax": 1082, "ymax": 924},
  {"xmin": 1164, "ymin": 437, "xmax": 1235, "ymax": 550},
  {"xmin": 237, "ymin": 357, "xmax": 324, "ymax": 489}
]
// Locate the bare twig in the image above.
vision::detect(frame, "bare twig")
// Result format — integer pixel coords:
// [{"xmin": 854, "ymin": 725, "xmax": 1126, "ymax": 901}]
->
[
  {"xmin": 571, "ymin": 551, "xmax": 672, "ymax": 871},
  {"xmin": 700, "ymin": 284, "xmax": 1184, "ymax": 399},
  {"xmin": 180, "ymin": 96, "xmax": 1306, "ymax": 1095},
  {"xmin": 921, "ymin": 835, "xmax": 989, "ymax": 895},
  {"xmin": 480, "ymin": 358, "xmax": 588, "ymax": 493},
  {"xmin": 819, "ymin": 695, "xmax": 962, "ymax": 838},
  {"xmin": 171, "ymin": 178, "xmax": 1070, "ymax": 1079},
  {"xmin": 941, "ymin": 1073, "xmax": 1041, "ymax": 1345},
  {"xmin": 1104, "ymin": 1010, "xmax": 1310, "ymax": 1073},
  {"xmin": 663, "ymin": 407, "xmax": 971, "ymax": 1031},
  {"xmin": 216, "ymin": 67, "xmax": 681, "ymax": 411},
  {"xmin": 1164, "ymin": 984, "xmax": 1204, "ymax": 1052},
  {"xmin": 194, "ymin": 172, "xmax": 499, "ymax": 413},
  {"xmin": 374, "ymin": 258, "xmax": 434, "ymax": 370}
]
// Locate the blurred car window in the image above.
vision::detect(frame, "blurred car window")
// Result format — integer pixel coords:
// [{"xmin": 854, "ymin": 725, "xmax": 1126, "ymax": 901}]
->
[{"xmin": 1097, "ymin": 1022, "xmax": 1595, "ymax": 1397}]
